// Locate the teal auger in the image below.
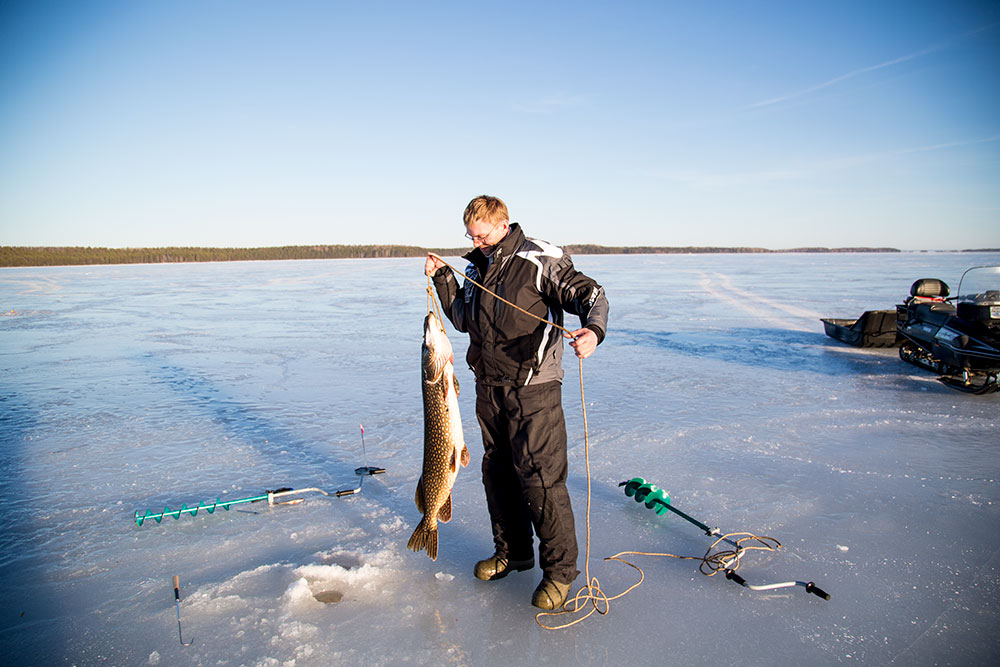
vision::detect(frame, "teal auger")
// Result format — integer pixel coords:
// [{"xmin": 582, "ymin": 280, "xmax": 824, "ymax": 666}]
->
[
  {"xmin": 135, "ymin": 469, "xmax": 386, "ymax": 527},
  {"xmin": 620, "ymin": 477, "xmax": 714, "ymax": 534},
  {"xmin": 620, "ymin": 477, "xmax": 670, "ymax": 514},
  {"xmin": 619, "ymin": 477, "xmax": 831, "ymax": 600},
  {"xmin": 136, "ymin": 488, "xmax": 287, "ymax": 526},
  {"xmin": 135, "ymin": 426, "xmax": 385, "ymax": 527}
]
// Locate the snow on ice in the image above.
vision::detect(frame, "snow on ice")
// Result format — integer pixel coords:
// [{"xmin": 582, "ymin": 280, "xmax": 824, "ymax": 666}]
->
[{"xmin": 1, "ymin": 252, "xmax": 998, "ymax": 665}]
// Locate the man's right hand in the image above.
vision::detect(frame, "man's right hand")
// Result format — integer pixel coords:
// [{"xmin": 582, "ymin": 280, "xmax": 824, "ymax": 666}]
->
[{"xmin": 425, "ymin": 253, "xmax": 446, "ymax": 277}]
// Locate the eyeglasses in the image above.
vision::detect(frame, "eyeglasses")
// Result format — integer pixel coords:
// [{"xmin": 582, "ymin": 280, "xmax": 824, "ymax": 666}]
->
[
  {"xmin": 465, "ymin": 228, "xmax": 494, "ymax": 243},
  {"xmin": 465, "ymin": 222, "xmax": 507, "ymax": 245}
]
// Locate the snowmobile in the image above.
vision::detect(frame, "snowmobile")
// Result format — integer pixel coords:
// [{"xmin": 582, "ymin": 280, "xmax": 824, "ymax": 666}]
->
[{"xmin": 896, "ymin": 265, "xmax": 1000, "ymax": 394}]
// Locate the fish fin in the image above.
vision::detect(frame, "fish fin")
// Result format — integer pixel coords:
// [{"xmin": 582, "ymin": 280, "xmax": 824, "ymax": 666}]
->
[
  {"xmin": 427, "ymin": 530, "xmax": 438, "ymax": 560},
  {"xmin": 450, "ymin": 447, "xmax": 458, "ymax": 473},
  {"xmin": 453, "ymin": 374, "xmax": 460, "ymax": 396},
  {"xmin": 437, "ymin": 494, "xmax": 452, "ymax": 523},
  {"xmin": 407, "ymin": 518, "xmax": 439, "ymax": 561},
  {"xmin": 460, "ymin": 444, "xmax": 470, "ymax": 467},
  {"xmin": 414, "ymin": 477, "xmax": 425, "ymax": 514}
]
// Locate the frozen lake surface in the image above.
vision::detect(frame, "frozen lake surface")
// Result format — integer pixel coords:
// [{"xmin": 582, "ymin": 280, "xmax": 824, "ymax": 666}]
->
[{"xmin": 1, "ymin": 252, "xmax": 998, "ymax": 666}]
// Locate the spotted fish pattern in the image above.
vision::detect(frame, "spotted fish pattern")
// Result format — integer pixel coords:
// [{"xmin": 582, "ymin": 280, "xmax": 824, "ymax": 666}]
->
[{"xmin": 408, "ymin": 311, "xmax": 469, "ymax": 560}]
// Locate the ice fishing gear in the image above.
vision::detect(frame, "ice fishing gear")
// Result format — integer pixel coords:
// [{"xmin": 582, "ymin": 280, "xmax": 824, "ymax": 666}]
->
[
  {"xmin": 134, "ymin": 427, "xmax": 385, "ymax": 526},
  {"xmin": 340, "ymin": 425, "xmax": 385, "ymax": 497},
  {"xmin": 173, "ymin": 575, "xmax": 192, "ymax": 646},
  {"xmin": 335, "ymin": 463, "xmax": 387, "ymax": 498},
  {"xmin": 135, "ymin": 469, "xmax": 386, "ymax": 526},
  {"xmin": 619, "ymin": 477, "xmax": 830, "ymax": 600}
]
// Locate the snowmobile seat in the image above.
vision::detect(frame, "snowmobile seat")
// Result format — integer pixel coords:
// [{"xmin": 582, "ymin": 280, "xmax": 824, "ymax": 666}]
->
[
  {"xmin": 913, "ymin": 301, "xmax": 956, "ymax": 327},
  {"xmin": 905, "ymin": 279, "xmax": 955, "ymax": 327},
  {"xmin": 910, "ymin": 278, "xmax": 949, "ymax": 300}
]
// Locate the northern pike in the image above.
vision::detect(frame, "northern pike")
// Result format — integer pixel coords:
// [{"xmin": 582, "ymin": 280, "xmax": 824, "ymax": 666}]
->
[{"xmin": 408, "ymin": 310, "xmax": 469, "ymax": 560}]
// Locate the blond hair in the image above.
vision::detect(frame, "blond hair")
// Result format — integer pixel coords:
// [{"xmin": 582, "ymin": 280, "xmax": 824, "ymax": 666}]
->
[{"xmin": 463, "ymin": 195, "xmax": 509, "ymax": 227}]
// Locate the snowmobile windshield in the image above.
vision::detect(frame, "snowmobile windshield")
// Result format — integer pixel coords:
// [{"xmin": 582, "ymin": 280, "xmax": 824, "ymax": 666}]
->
[{"xmin": 956, "ymin": 266, "xmax": 1000, "ymax": 306}]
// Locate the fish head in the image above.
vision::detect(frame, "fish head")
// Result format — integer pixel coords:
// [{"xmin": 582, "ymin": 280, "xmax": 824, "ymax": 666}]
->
[{"xmin": 423, "ymin": 311, "xmax": 454, "ymax": 368}]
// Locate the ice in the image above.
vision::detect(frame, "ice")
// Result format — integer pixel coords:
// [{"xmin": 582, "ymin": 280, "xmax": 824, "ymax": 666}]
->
[{"xmin": 1, "ymin": 253, "xmax": 998, "ymax": 665}]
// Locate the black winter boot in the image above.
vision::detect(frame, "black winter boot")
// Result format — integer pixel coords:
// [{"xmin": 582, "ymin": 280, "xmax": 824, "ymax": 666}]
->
[{"xmin": 474, "ymin": 554, "xmax": 535, "ymax": 581}]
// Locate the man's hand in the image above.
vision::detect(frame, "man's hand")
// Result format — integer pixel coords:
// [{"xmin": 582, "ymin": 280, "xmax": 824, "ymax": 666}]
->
[
  {"xmin": 425, "ymin": 253, "xmax": 446, "ymax": 277},
  {"xmin": 565, "ymin": 328, "xmax": 598, "ymax": 359}
]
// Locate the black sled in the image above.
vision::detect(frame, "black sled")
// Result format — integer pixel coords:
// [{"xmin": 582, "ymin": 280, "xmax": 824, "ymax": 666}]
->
[
  {"xmin": 821, "ymin": 310, "xmax": 899, "ymax": 348},
  {"xmin": 896, "ymin": 265, "xmax": 1000, "ymax": 394}
]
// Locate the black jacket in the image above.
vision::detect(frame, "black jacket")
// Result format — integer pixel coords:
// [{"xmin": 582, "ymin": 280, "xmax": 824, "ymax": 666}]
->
[{"xmin": 432, "ymin": 223, "xmax": 609, "ymax": 386}]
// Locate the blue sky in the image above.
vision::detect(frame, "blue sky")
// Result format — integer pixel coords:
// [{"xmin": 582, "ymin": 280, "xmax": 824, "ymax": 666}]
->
[{"xmin": 1, "ymin": 1, "xmax": 997, "ymax": 250}]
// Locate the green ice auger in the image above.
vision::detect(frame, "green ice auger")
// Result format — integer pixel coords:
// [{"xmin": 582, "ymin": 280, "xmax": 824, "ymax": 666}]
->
[
  {"xmin": 618, "ymin": 477, "xmax": 830, "ymax": 600},
  {"xmin": 619, "ymin": 477, "xmax": 718, "ymax": 536}
]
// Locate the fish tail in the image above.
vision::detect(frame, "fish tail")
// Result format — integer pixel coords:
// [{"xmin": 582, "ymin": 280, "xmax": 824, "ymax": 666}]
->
[{"xmin": 407, "ymin": 516, "xmax": 439, "ymax": 561}]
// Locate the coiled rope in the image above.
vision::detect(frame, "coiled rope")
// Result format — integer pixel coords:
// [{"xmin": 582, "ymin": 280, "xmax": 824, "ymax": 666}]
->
[{"xmin": 425, "ymin": 253, "xmax": 781, "ymax": 630}]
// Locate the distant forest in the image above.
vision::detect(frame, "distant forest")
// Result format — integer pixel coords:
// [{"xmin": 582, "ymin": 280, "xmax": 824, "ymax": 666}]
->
[{"xmin": 0, "ymin": 244, "xmax": 925, "ymax": 267}]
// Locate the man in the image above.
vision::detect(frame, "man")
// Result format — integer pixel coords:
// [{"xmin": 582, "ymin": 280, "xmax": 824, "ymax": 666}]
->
[{"xmin": 424, "ymin": 195, "xmax": 609, "ymax": 610}]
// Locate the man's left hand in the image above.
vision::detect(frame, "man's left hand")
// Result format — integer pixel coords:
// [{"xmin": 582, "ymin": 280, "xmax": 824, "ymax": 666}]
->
[{"xmin": 565, "ymin": 328, "xmax": 598, "ymax": 359}]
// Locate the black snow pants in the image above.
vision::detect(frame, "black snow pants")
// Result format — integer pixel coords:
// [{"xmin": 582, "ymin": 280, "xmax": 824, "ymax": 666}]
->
[{"xmin": 475, "ymin": 380, "xmax": 579, "ymax": 585}]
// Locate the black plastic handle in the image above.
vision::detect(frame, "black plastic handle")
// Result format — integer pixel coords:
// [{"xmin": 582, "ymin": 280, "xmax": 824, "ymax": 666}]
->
[
  {"xmin": 806, "ymin": 582, "xmax": 830, "ymax": 600},
  {"xmin": 725, "ymin": 570, "xmax": 747, "ymax": 586}
]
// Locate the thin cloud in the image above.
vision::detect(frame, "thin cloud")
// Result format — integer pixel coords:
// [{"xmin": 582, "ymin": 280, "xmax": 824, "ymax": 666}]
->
[
  {"xmin": 747, "ymin": 44, "xmax": 941, "ymax": 109},
  {"xmin": 650, "ymin": 135, "xmax": 1000, "ymax": 188},
  {"xmin": 894, "ymin": 134, "xmax": 1000, "ymax": 155},
  {"xmin": 747, "ymin": 22, "xmax": 999, "ymax": 110}
]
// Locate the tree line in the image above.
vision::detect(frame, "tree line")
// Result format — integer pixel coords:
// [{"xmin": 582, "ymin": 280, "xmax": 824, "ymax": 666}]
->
[
  {"xmin": 0, "ymin": 244, "xmax": 902, "ymax": 267},
  {"xmin": 0, "ymin": 245, "xmax": 467, "ymax": 267}
]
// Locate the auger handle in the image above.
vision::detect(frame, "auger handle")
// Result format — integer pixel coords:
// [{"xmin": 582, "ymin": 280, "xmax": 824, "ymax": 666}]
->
[
  {"xmin": 725, "ymin": 570, "xmax": 747, "ymax": 587},
  {"xmin": 806, "ymin": 582, "xmax": 831, "ymax": 600},
  {"xmin": 173, "ymin": 575, "xmax": 181, "ymax": 599}
]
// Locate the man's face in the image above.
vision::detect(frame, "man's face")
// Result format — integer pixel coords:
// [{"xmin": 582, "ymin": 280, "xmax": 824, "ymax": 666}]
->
[{"xmin": 465, "ymin": 219, "xmax": 508, "ymax": 248}]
